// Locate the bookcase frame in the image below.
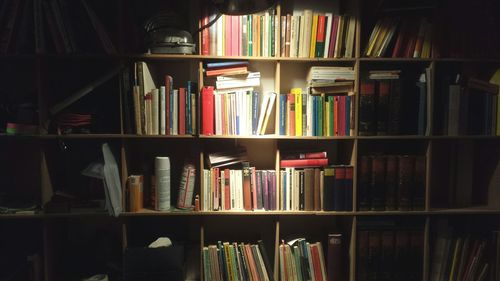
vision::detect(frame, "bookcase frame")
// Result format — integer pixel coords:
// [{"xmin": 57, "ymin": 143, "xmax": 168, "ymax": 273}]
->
[{"xmin": 0, "ymin": 0, "xmax": 499, "ymax": 281}]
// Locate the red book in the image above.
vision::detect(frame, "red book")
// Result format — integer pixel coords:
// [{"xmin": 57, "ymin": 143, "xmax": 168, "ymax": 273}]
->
[
  {"xmin": 328, "ymin": 15, "xmax": 339, "ymax": 58},
  {"xmin": 280, "ymin": 158, "xmax": 328, "ymax": 168},
  {"xmin": 205, "ymin": 66, "xmax": 248, "ymax": 77},
  {"xmin": 251, "ymin": 167, "xmax": 257, "ymax": 210},
  {"xmin": 179, "ymin": 87, "xmax": 186, "ymax": 135},
  {"xmin": 287, "ymin": 93, "xmax": 295, "ymax": 136},
  {"xmin": 224, "ymin": 168, "xmax": 231, "ymax": 210},
  {"xmin": 339, "ymin": 95, "xmax": 346, "ymax": 136},
  {"xmin": 284, "ymin": 151, "xmax": 328, "ymax": 160},
  {"xmin": 311, "ymin": 243, "xmax": 324, "ymax": 281},
  {"xmin": 391, "ymin": 21, "xmax": 408, "ymax": 58},
  {"xmin": 165, "ymin": 75, "xmax": 173, "ymax": 135},
  {"xmin": 225, "ymin": 15, "xmax": 232, "ymax": 56},
  {"xmin": 315, "ymin": 15, "xmax": 326, "ymax": 58},
  {"xmin": 201, "ymin": 86, "xmax": 215, "ymax": 135},
  {"xmin": 201, "ymin": 6, "xmax": 209, "ymax": 55}
]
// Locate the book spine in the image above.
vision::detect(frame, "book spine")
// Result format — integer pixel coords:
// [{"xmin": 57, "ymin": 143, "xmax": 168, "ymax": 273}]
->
[
  {"xmin": 202, "ymin": 86, "xmax": 215, "ymax": 135},
  {"xmin": 385, "ymin": 155, "xmax": 398, "ymax": 211},
  {"xmin": 371, "ymin": 155, "xmax": 386, "ymax": 211},
  {"xmin": 397, "ymin": 155, "xmax": 415, "ymax": 211},
  {"xmin": 359, "ymin": 81, "xmax": 376, "ymax": 136},
  {"xmin": 315, "ymin": 15, "xmax": 326, "ymax": 58},
  {"xmin": 358, "ymin": 156, "xmax": 371, "ymax": 211},
  {"xmin": 280, "ymin": 158, "xmax": 328, "ymax": 168},
  {"xmin": 376, "ymin": 80, "xmax": 390, "ymax": 135},
  {"xmin": 333, "ymin": 166, "xmax": 345, "ymax": 211},
  {"xmin": 345, "ymin": 166, "xmax": 353, "ymax": 211}
]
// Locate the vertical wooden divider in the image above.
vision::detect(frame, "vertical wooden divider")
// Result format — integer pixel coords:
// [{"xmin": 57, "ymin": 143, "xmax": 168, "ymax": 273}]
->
[
  {"xmin": 200, "ymin": 220, "xmax": 205, "ymax": 281},
  {"xmin": 423, "ymin": 217, "xmax": 430, "ymax": 281},
  {"xmin": 350, "ymin": 216, "xmax": 357, "ymax": 281},
  {"xmin": 274, "ymin": 218, "xmax": 280, "ymax": 281}
]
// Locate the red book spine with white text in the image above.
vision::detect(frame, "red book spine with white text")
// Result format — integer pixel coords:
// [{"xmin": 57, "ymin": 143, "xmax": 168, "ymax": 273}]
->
[
  {"xmin": 201, "ymin": 86, "xmax": 215, "ymax": 135},
  {"xmin": 280, "ymin": 158, "xmax": 328, "ymax": 168}
]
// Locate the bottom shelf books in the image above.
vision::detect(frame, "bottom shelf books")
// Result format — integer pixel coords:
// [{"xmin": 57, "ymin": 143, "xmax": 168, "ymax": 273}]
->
[
  {"xmin": 203, "ymin": 240, "xmax": 274, "ymax": 281},
  {"xmin": 280, "ymin": 235, "xmax": 345, "ymax": 281}
]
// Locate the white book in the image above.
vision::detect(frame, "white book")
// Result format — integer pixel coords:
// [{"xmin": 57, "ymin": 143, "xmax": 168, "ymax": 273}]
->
[
  {"xmin": 235, "ymin": 169, "xmax": 243, "ymax": 210},
  {"xmin": 216, "ymin": 77, "xmax": 260, "ymax": 90},
  {"xmin": 260, "ymin": 92, "xmax": 276, "ymax": 135},
  {"xmin": 230, "ymin": 94, "xmax": 237, "ymax": 135},
  {"xmin": 151, "ymin": 88, "xmax": 159, "ymax": 135},
  {"xmin": 216, "ymin": 16, "xmax": 223, "ymax": 56},
  {"xmin": 290, "ymin": 15, "xmax": 297, "ymax": 58},
  {"xmin": 160, "ymin": 86, "xmax": 166, "ymax": 135},
  {"xmin": 298, "ymin": 15, "xmax": 306, "ymax": 57},
  {"xmin": 307, "ymin": 93, "xmax": 313, "ymax": 136},
  {"xmin": 230, "ymin": 169, "xmax": 235, "ymax": 209},
  {"xmin": 345, "ymin": 16, "xmax": 356, "ymax": 58},
  {"xmin": 303, "ymin": 10, "xmax": 313, "ymax": 58},
  {"xmin": 215, "ymin": 93, "xmax": 222, "ymax": 135},
  {"xmin": 236, "ymin": 91, "xmax": 243, "ymax": 135},
  {"xmin": 323, "ymin": 13, "xmax": 333, "ymax": 58},
  {"xmin": 256, "ymin": 93, "xmax": 270, "ymax": 135},
  {"xmin": 216, "ymin": 72, "xmax": 260, "ymax": 81},
  {"xmin": 246, "ymin": 91, "xmax": 252, "ymax": 135},
  {"xmin": 203, "ymin": 169, "xmax": 209, "ymax": 211}
]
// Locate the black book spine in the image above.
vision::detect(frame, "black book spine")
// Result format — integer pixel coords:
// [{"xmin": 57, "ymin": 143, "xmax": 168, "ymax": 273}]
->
[
  {"xmin": 358, "ymin": 156, "xmax": 371, "ymax": 211},
  {"xmin": 376, "ymin": 80, "xmax": 390, "ymax": 135},
  {"xmin": 388, "ymin": 79, "xmax": 401, "ymax": 135},
  {"xmin": 333, "ymin": 166, "xmax": 346, "ymax": 211},
  {"xmin": 359, "ymin": 81, "xmax": 376, "ymax": 136},
  {"xmin": 412, "ymin": 156, "xmax": 425, "ymax": 211},
  {"xmin": 371, "ymin": 155, "xmax": 386, "ymax": 211},
  {"xmin": 258, "ymin": 240, "xmax": 274, "ymax": 281},
  {"xmin": 397, "ymin": 155, "xmax": 415, "ymax": 211},
  {"xmin": 323, "ymin": 167, "xmax": 336, "ymax": 211},
  {"xmin": 385, "ymin": 155, "xmax": 398, "ymax": 211}
]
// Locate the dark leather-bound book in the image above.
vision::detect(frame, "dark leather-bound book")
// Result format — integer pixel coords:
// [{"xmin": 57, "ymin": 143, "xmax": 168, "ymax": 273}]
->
[
  {"xmin": 371, "ymin": 155, "xmax": 386, "ymax": 211},
  {"xmin": 394, "ymin": 231, "xmax": 410, "ymax": 281},
  {"xmin": 397, "ymin": 155, "xmax": 415, "ymax": 211},
  {"xmin": 409, "ymin": 231, "xmax": 424, "ymax": 281},
  {"xmin": 358, "ymin": 156, "xmax": 371, "ymax": 211},
  {"xmin": 388, "ymin": 79, "xmax": 402, "ymax": 135},
  {"xmin": 323, "ymin": 166, "xmax": 336, "ymax": 211},
  {"xmin": 344, "ymin": 166, "xmax": 353, "ymax": 211},
  {"xmin": 333, "ymin": 166, "xmax": 346, "ymax": 211},
  {"xmin": 412, "ymin": 156, "xmax": 426, "ymax": 210},
  {"xmin": 357, "ymin": 231, "xmax": 369, "ymax": 281},
  {"xmin": 367, "ymin": 231, "xmax": 381, "ymax": 281},
  {"xmin": 385, "ymin": 155, "xmax": 398, "ymax": 211},
  {"xmin": 376, "ymin": 80, "xmax": 390, "ymax": 135},
  {"xmin": 380, "ymin": 231, "xmax": 395, "ymax": 281},
  {"xmin": 359, "ymin": 81, "xmax": 376, "ymax": 136},
  {"xmin": 328, "ymin": 234, "xmax": 344, "ymax": 281}
]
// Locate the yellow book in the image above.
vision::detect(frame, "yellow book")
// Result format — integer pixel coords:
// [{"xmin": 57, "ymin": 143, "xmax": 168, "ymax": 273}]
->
[
  {"xmin": 292, "ymin": 88, "xmax": 302, "ymax": 136},
  {"xmin": 489, "ymin": 68, "xmax": 500, "ymax": 135},
  {"xmin": 448, "ymin": 238, "xmax": 463, "ymax": 281},
  {"xmin": 309, "ymin": 14, "xmax": 318, "ymax": 58},
  {"xmin": 365, "ymin": 19, "xmax": 383, "ymax": 57}
]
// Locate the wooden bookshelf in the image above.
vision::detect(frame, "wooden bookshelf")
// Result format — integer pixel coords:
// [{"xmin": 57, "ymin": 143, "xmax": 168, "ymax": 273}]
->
[{"xmin": 1, "ymin": 0, "xmax": 499, "ymax": 280}]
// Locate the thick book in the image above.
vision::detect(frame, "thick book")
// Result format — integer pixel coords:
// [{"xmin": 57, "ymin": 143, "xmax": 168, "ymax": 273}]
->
[
  {"xmin": 258, "ymin": 240, "xmax": 274, "ymax": 281},
  {"xmin": 280, "ymin": 158, "xmax": 328, "ymax": 168},
  {"xmin": 376, "ymin": 80, "xmax": 390, "ymax": 135},
  {"xmin": 397, "ymin": 155, "xmax": 415, "ymax": 211},
  {"xmin": 327, "ymin": 234, "xmax": 343, "ymax": 281},
  {"xmin": 323, "ymin": 167, "xmax": 335, "ymax": 211},
  {"xmin": 357, "ymin": 231, "xmax": 369, "ymax": 281},
  {"xmin": 333, "ymin": 166, "xmax": 345, "ymax": 211},
  {"xmin": 344, "ymin": 166, "xmax": 353, "ymax": 211},
  {"xmin": 371, "ymin": 155, "xmax": 386, "ymax": 211},
  {"xmin": 412, "ymin": 156, "xmax": 425, "ymax": 210},
  {"xmin": 201, "ymin": 86, "xmax": 215, "ymax": 135},
  {"xmin": 359, "ymin": 81, "xmax": 376, "ymax": 136},
  {"xmin": 385, "ymin": 155, "xmax": 398, "ymax": 211},
  {"xmin": 358, "ymin": 155, "xmax": 371, "ymax": 211},
  {"xmin": 242, "ymin": 161, "xmax": 252, "ymax": 211}
]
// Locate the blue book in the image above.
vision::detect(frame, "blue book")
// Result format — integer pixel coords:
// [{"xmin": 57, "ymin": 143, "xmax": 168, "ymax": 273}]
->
[
  {"xmin": 206, "ymin": 61, "xmax": 249, "ymax": 69},
  {"xmin": 251, "ymin": 91, "xmax": 259, "ymax": 135},
  {"xmin": 346, "ymin": 96, "xmax": 351, "ymax": 136},
  {"xmin": 279, "ymin": 94, "xmax": 286, "ymax": 135}
]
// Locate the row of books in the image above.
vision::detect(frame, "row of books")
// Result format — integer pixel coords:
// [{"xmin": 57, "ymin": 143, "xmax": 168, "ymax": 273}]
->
[
  {"xmin": 441, "ymin": 75, "xmax": 499, "ymax": 136},
  {"xmin": 359, "ymin": 69, "xmax": 430, "ymax": 136},
  {"xmin": 280, "ymin": 165, "xmax": 353, "ymax": 212},
  {"xmin": 280, "ymin": 12, "xmax": 355, "ymax": 58},
  {"xmin": 358, "ymin": 154, "xmax": 425, "ymax": 212},
  {"xmin": 364, "ymin": 17, "xmax": 432, "ymax": 59},
  {"xmin": 202, "ymin": 167, "xmax": 277, "ymax": 212},
  {"xmin": 279, "ymin": 237, "xmax": 332, "ymax": 281},
  {"xmin": 278, "ymin": 91, "xmax": 354, "ymax": 137},
  {"xmin": 201, "ymin": 86, "xmax": 276, "ymax": 136},
  {"xmin": 201, "ymin": 9, "xmax": 278, "ymax": 57},
  {"xmin": 132, "ymin": 62, "xmax": 197, "ymax": 135},
  {"xmin": 357, "ymin": 229, "xmax": 424, "ymax": 281},
  {"xmin": 202, "ymin": 240, "xmax": 273, "ymax": 281},
  {"xmin": 430, "ymin": 219, "xmax": 500, "ymax": 281}
]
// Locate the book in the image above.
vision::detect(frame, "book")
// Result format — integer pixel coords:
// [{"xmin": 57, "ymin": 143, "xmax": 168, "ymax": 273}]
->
[
  {"xmin": 202, "ymin": 86, "xmax": 215, "ymax": 135},
  {"xmin": 327, "ymin": 234, "xmax": 343, "ymax": 281},
  {"xmin": 280, "ymin": 158, "xmax": 328, "ymax": 168}
]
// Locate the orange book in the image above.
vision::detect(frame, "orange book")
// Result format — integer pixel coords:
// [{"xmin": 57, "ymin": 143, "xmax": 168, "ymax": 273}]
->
[{"xmin": 206, "ymin": 66, "xmax": 248, "ymax": 77}]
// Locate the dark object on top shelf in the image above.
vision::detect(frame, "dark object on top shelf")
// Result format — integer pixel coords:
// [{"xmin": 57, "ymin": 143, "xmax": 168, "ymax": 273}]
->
[
  {"xmin": 212, "ymin": 0, "xmax": 276, "ymax": 15},
  {"xmin": 144, "ymin": 12, "xmax": 195, "ymax": 54}
]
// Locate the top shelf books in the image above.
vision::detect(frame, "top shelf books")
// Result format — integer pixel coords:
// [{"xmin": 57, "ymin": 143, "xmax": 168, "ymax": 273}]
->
[{"xmin": 200, "ymin": 4, "xmax": 356, "ymax": 59}]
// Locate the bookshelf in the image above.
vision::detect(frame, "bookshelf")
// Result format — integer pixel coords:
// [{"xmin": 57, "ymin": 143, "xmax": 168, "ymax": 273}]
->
[{"xmin": 0, "ymin": 0, "xmax": 499, "ymax": 280}]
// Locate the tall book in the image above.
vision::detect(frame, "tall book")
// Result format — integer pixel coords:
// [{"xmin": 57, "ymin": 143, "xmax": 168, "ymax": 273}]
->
[
  {"xmin": 202, "ymin": 86, "xmax": 215, "ymax": 135},
  {"xmin": 359, "ymin": 80, "xmax": 376, "ymax": 136},
  {"xmin": 327, "ymin": 234, "xmax": 343, "ymax": 281}
]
